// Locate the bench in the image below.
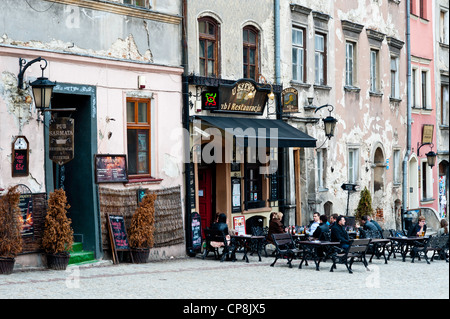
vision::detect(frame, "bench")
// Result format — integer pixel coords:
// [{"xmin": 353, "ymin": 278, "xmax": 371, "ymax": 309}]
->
[
  {"xmin": 202, "ymin": 228, "xmax": 234, "ymax": 262},
  {"xmin": 410, "ymin": 236, "xmax": 432, "ymax": 264},
  {"xmin": 329, "ymin": 239, "xmax": 372, "ymax": 274},
  {"xmin": 430, "ymin": 234, "xmax": 449, "ymax": 262},
  {"xmin": 270, "ymin": 233, "xmax": 304, "ymax": 268}
]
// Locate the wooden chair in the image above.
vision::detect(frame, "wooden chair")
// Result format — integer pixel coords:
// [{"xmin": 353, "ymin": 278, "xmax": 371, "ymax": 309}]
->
[
  {"xmin": 330, "ymin": 239, "xmax": 372, "ymax": 274},
  {"xmin": 270, "ymin": 233, "xmax": 303, "ymax": 268}
]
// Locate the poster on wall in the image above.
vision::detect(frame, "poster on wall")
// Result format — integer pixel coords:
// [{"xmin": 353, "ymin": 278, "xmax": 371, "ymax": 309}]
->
[
  {"xmin": 19, "ymin": 193, "xmax": 33, "ymax": 236},
  {"xmin": 231, "ymin": 178, "xmax": 241, "ymax": 213},
  {"xmin": 94, "ymin": 154, "xmax": 128, "ymax": 183},
  {"xmin": 233, "ymin": 215, "xmax": 246, "ymax": 235},
  {"xmin": 439, "ymin": 175, "xmax": 447, "ymax": 218}
]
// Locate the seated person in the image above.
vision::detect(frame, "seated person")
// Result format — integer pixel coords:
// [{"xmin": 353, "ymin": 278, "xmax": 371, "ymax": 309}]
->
[
  {"xmin": 367, "ymin": 215, "xmax": 383, "ymax": 234},
  {"xmin": 331, "ymin": 215, "xmax": 351, "ymax": 250},
  {"xmin": 267, "ymin": 212, "xmax": 286, "ymax": 244},
  {"xmin": 306, "ymin": 212, "xmax": 320, "ymax": 236},
  {"xmin": 436, "ymin": 219, "xmax": 448, "ymax": 237},
  {"xmin": 313, "ymin": 215, "xmax": 330, "ymax": 241},
  {"xmin": 407, "ymin": 216, "xmax": 427, "ymax": 237},
  {"xmin": 359, "ymin": 215, "xmax": 378, "ymax": 232},
  {"xmin": 210, "ymin": 213, "xmax": 231, "ymax": 248}
]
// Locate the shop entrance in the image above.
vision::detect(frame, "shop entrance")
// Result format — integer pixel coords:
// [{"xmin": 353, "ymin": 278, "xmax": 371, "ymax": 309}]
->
[
  {"xmin": 198, "ymin": 165, "xmax": 215, "ymax": 235},
  {"xmin": 49, "ymin": 88, "xmax": 100, "ymax": 258}
]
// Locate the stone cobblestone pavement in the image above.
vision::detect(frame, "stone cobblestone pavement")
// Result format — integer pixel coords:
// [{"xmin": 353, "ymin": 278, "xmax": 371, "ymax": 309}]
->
[{"xmin": 1, "ymin": 252, "xmax": 448, "ymax": 299}]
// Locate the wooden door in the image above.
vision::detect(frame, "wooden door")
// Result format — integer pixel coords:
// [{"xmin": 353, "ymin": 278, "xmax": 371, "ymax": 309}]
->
[{"xmin": 198, "ymin": 167, "xmax": 213, "ymax": 236}]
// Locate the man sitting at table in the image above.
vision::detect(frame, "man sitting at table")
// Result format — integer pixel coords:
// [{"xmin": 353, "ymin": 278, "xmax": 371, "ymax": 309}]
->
[
  {"xmin": 313, "ymin": 215, "xmax": 330, "ymax": 241},
  {"xmin": 407, "ymin": 216, "xmax": 427, "ymax": 237},
  {"xmin": 306, "ymin": 212, "xmax": 320, "ymax": 236},
  {"xmin": 331, "ymin": 215, "xmax": 351, "ymax": 250}
]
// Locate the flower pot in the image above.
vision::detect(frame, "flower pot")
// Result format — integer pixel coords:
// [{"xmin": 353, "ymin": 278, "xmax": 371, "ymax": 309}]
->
[
  {"xmin": 131, "ymin": 248, "xmax": 150, "ymax": 263},
  {"xmin": 46, "ymin": 253, "xmax": 70, "ymax": 270},
  {"xmin": 0, "ymin": 257, "xmax": 15, "ymax": 275}
]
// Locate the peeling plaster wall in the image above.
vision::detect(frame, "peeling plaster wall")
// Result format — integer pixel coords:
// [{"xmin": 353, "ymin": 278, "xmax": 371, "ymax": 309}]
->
[{"xmin": 280, "ymin": 0, "xmax": 407, "ymax": 228}]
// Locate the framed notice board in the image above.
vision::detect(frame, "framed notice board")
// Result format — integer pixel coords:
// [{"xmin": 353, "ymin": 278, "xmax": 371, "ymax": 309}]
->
[
  {"xmin": 106, "ymin": 214, "xmax": 133, "ymax": 264},
  {"xmin": 12, "ymin": 136, "xmax": 29, "ymax": 177}
]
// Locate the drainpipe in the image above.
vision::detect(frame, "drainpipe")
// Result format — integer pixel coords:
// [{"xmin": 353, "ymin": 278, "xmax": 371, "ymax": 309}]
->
[
  {"xmin": 182, "ymin": 0, "xmax": 194, "ymax": 256},
  {"xmin": 402, "ymin": 0, "xmax": 412, "ymax": 231},
  {"xmin": 274, "ymin": 0, "xmax": 281, "ymax": 88}
]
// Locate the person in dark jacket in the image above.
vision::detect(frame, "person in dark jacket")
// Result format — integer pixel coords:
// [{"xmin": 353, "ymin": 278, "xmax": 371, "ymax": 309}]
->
[
  {"xmin": 211, "ymin": 213, "xmax": 229, "ymax": 235},
  {"xmin": 407, "ymin": 215, "xmax": 427, "ymax": 237},
  {"xmin": 267, "ymin": 212, "xmax": 286, "ymax": 244},
  {"xmin": 331, "ymin": 215, "xmax": 351, "ymax": 249},
  {"xmin": 313, "ymin": 215, "xmax": 330, "ymax": 240}
]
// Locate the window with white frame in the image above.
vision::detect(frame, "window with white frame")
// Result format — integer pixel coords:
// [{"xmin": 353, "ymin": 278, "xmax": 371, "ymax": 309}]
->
[
  {"xmin": 370, "ymin": 49, "xmax": 379, "ymax": 92},
  {"xmin": 315, "ymin": 33, "xmax": 326, "ymax": 85},
  {"xmin": 122, "ymin": 0, "xmax": 151, "ymax": 8},
  {"xmin": 412, "ymin": 67, "xmax": 418, "ymax": 107},
  {"xmin": 421, "ymin": 161, "xmax": 433, "ymax": 200},
  {"xmin": 393, "ymin": 149, "xmax": 401, "ymax": 184},
  {"xmin": 442, "ymin": 83, "xmax": 449, "ymax": 126},
  {"xmin": 345, "ymin": 41, "xmax": 355, "ymax": 87},
  {"xmin": 292, "ymin": 27, "xmax": 306, "ymax": 83},
  {"xmin": 348, "ymin": 148, "xmax": 359, "ymax": 184},
  {"xmin": 390, "ymin": 56, "xmax": 400, "ymax": 99},
  {"xmin": 317, "ymin": 149, "xmax": 326, "ymax": 189},
  {"xmin": 421, "ymin": 69, "xmax": 432, "ymax": 109},
  {"xmin": 440, "ymin": 9, "xmax": 449, "ymax": 44}
]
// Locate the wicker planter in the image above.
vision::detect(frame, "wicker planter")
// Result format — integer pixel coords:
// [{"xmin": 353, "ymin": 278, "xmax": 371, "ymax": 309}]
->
[
  {"xmin": 0, "ymin": 257, "xmax": 15, "ymax": 275},
  {"xmin": 46, "ymin": 253, "xmax": 70, "ymax": 270},
  {"xmin": 131, "ymin": 248, "xmax": 150, "ymax": 263}
]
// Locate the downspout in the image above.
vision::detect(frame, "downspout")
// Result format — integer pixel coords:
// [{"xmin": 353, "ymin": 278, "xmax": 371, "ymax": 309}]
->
[
  {"xmin": 274, "ymin": 0, "xmax": 281, "ymax": 88},
  {"xmin": 402, "ymin": 0, "xmax": 412, "ymax": 231},
  {"xmin": 182, "ymin": 0, "xmax": 194, "ymax": 256}
]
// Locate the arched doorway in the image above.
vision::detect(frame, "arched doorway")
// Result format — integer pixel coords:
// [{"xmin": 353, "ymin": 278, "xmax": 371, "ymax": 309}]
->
[
  {"xmin": 324, "ymin": 201, "xmax": 333, "ymax": 218},
  {"xmin": 373, "ymin": 147, "xmax": 385, "ymax": 193},
  {"xmin": 438, "ymin": 160, "xmax": 449, "ymax": 218}
]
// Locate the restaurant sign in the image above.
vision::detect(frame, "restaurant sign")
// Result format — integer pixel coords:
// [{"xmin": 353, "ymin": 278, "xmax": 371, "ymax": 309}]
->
[
  {"xmin": 282, "ymin": 87, "xmax": 298, "ymax": 113},
  {"xmin": 49, "ymin": 117, "xmax": 74, "ymax": 165},
  {"xmin": 213, "ymin": 80, "xmax": 268, "ymax": 115}
]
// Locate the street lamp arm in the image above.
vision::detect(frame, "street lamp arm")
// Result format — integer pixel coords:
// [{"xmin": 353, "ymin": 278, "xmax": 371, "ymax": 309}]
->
[
  {"xmin": 314, "ymin": 103, "xmax": 334, "ymax": 114},
  {"xmin": 18, "ymin": 57, "xmax": 48, "ymax": 89}
]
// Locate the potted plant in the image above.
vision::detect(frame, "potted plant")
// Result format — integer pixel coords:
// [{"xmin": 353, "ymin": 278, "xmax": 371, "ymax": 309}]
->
[
  {"xmin": 0, "ymin": 186, "xmax": 23, "ymax": 275},
  {"xmin": 128, "ymin": 192, "xmax": 157, "ymax": 263},
  {"xmin": 355, "ymin": 186, "xmax": 374, "ymax": 221},
  {"xmin": 42, "ymin": 188, "xmax": 74, "ymax": 270}
]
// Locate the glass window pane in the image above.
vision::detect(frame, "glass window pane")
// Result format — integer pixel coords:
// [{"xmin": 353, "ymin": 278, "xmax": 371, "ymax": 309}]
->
[
  {"xmin": 138, "ymin": 152, "xmax": 148, "ymax": 174},
  {"xmin": 127, "ymin": 129, "xmax": 137, "ymax": 175},
  {"xmin": 200, "ymin": 59, "xmax": 205, "ymax": 76},
  {"xmin": 207, "ymin": 41, "xmax": 214, "ymax": 59},
  {"xmin": 208, "ymin": 22, "xmax": 215, "ymax": 35},
  {"xmin": 207, "ymin": 60, "xmax": 214, "ymax": 76},
  {"xmin": 249, "ymin": 49, "xmax": 255, "ymax": 64},
  {"xmin": 243, "ymin": 48, "xmax": 247, "ymax": 64},
  {"xmin": 243, "ymin": 29, "xmax": 248, "ymax": 41},
  {"xmin": 127, "ymin": 102, "xmax": 135, "ymax": 123},
  {"xmin": 250, "ymin": 66, "xmax": 255, "ymax": 80},
  {"xmin": 292, "ymin": 48, "xmax": 298, "ymax": 65},
  {"xmin": 315, "ymin": 34, "xmax": 324, "ymax": 52},
  {"xmin": 199, "ymin": 21, "xmax": 206, "ymax": 34},
  {"xmin": 199, "ymin": 40, "xmax": 205, "ymax": 58},
  {"xmin": 249, "ymin": 30, "xmax": 256, "ymax": 44},
  {"xmin": 138, "ymin": 102, "xmax": 148, "ymax": 123}
]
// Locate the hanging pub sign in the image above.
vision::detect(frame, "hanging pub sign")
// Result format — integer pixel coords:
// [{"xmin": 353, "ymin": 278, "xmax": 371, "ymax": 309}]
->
[
  {"xmin": 213, "ymin": 80, "xmax": 268, "ymax": 115},
  {"xmin": 201, "ymin": 89, "xmax": 219, "ymax": 110},
  {"xmin": 422, "ymin": 124, "xmax": 434, "ymax": 144},
  {"xmin": 12, "ymin": 136, "xmax": 29, "ymax": 177},
  {"xmin": 49, "ymin": 117, "xmax": 74, "ymax": 165},
  {"xmin": 282, "ymin": 87, "xmax": 298, "ymax": 113}
]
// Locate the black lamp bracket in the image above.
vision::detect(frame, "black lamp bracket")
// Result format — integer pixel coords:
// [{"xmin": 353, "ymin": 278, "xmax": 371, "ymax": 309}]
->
[
  {"xmin": 18, "ymin": 57, "xmax": 48, "ymax": 90},
  {"xmin": 314, "ymin": 103, "xmax": 334, "ymax": 116},
  {"xmin": 417, "ymin": 142, "xmax": 434, "ymax": 156}
]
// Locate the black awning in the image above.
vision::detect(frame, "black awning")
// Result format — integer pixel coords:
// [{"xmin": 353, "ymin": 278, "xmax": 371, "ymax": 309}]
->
[{"xmin": 193, "ymin": 116, "xmax": 316, "ymax": 148}]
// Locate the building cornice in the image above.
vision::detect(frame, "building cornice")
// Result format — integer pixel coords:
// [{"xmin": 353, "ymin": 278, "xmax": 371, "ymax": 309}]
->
[{"xmin": 46, "ymin": 0, "xmax": 182, "ymax": 25}]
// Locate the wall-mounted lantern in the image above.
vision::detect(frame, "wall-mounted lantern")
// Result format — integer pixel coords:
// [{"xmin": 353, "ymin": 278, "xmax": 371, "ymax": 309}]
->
[{"xmin": 417, "ymin": 143, "xmax": 437, "ymax": 168}]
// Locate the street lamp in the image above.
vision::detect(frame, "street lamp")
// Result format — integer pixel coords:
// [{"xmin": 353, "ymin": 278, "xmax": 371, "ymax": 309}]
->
[
  {"xmin": 314, "ymin": 104, "xmax": 337, "ymax": 140},
  {"xmin": 18, "ymin": 57, "xmax": 56, "ymax": 117},
  {"xmin": 417, "ymin": 143, "xmax": 437, "ymax": 168}
]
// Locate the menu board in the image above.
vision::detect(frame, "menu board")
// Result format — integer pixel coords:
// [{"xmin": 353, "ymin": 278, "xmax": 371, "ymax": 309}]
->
[
  {"xmin": 233, "ymin": 216, "xmax": 246, "ymax": 235},
  {"xmin": 231, "ymin": 178, "xmax": 241, "ymax": 213},
  {"xmin": 107, "ymin": 214, "xmax": 131, "ymax": 264},
  {"xmin": 95, "ymin": 154, "xmax": 128, "ymax": 183},
  {"xmin": 191, "ymin": 212, "xmax": 202, "ymax": 251}
]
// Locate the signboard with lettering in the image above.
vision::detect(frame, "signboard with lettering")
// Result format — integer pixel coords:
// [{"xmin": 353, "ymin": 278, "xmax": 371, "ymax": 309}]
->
[
  {"xmin": 107, "ymin": 214, "xmax": 132, "ymax": 264},
  {"xmin": 213, "ymin": 80, "xmax": 268, "ymax": 115},
  {"xmin": 422, "ymin": 124, "xmax": 434, "ymax": 144},
  {"xmin": 191, "ymin": 212, "xmax": 202, "ymax": 251},
  {"xmin": 202, "ymin": 90, "xmax": 219, "ymax": 110},
  {"xmin": 94, "ymin": 154, "xmax": 128, "ymax": 183},
  {"xmin": 49, "ymin": 117, "xmax": 74, "ymax": 165},
  {"xmin": 12, "ymin": 136, "xmax": 29, "ymax": 177},
  {"xmin": 282, "ymin": 87, "xmax": 298, "ymax": 113}
]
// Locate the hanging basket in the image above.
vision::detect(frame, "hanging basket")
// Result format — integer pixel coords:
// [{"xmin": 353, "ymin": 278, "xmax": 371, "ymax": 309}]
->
[
  {"xmin": 131, "ymin": 248, "xmax": 150, "ymax": 264},
  {"xmin": 46, "ymin": 253, "xmax": 70, "ymax": 270},
  {"xmin": 0, "ymin": 257, "xmax": 15, "ymax": 275}
]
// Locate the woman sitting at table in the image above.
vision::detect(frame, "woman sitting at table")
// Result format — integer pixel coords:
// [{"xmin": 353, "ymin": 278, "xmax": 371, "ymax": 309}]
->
[
  {"xmin": 407, "ymin": 216, "xmax": 427, "ymax": 237},
  {"xmin": 210, "ymin": 213, "xmax": 231, "ymax": 249},
  {"xmin": 436, "ymin": 219, "xmax": 448, "ymax": 237},
  {"xmin": 268, "ymin": 212, "xmax": 287, "ymax": 244}
]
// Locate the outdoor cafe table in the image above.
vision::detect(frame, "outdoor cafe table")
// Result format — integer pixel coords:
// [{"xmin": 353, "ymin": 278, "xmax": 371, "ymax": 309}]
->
[
  {"xmin": 297, "ymin": 240, "xmax": 340, "ymax": 271},
  {"xmin": 387, "ymin": 236, "xmax": 428, "ymax": 262},
  {"xmin": 230, "ymin": 235, "xmax": 265, "ymax": 263},
  {"xmin": 368, "ymin": 238, "xmax": 390, "ymax": 264}
]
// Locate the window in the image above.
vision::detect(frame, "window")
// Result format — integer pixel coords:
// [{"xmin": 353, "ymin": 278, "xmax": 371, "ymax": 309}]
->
[
  {"xmin": 412, "ymin": 68, "xmax": 418, "ymax": 107},
  {"xmin": 419, "ymin": 0, "xmax": 427, "ymax": 19},
  {"xmin": 317, "ymin": 149, "xmax": 326, "ymax": 189},
  {"xmin": 442, "ymin": 84, "xmax": 449, "ymax": 126},
  {"xmin": 127, "ymin": 98, "xmax": 151, "ymax": 176},
  {"xmin": 199, "ymin": 17, "xmax": 219, "ymax": 77},
  {"xmin": 390, "ymin": 56, "xmax": 399, "ymax": 99},
  {"xmin": 292, "ymin": 27, "xmax": 306, "ymax": 83},
  {"xmin": 440, "ymin": 10, "xmax": 449, "ymax": 44},
  {"xmin": 393, "ymin": 149, "xmax": 401, "ymax": 184},
  {"xmin": 410, "ymin": 0, "xmax": 416, "ymax": 15},
  {"xmin": 370, "ymin": 49, "xmax": 379, "ymax": 92},
  {"xmin": 348, "ymin": 148, "xmax": 359, "ymax": 184},
  {"xmin": 421, "ymin": 70, "xmax": 431, "ymax": 109},
  {"xmin": 421, "ymin": 161, "xmax": 433, "ymax": 200},
  {"xmin": 243, "ymin": 26, "xmax": 259, "ymax": 81},
  {"xmin": 315, "ymin": 33, "xmax": 326, "ymax": 85},
  {"xmin": 122, "ymin": 0, "xmax": 150, "ymax": 8},
  {"xmin": 345, "ymin": 41, "xmax": 355, "ymax": 87}
]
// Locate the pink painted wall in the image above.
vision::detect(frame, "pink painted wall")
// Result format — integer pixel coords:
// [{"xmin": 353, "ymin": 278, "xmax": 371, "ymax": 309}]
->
[{"xmin": 410, "ymin": 0, "xmax": 438, "ymax": 212}]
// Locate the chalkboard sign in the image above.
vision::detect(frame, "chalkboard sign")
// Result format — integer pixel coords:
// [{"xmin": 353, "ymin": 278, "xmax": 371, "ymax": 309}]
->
[
  {"xmin": 12, "ymin": 136, "xmax": 29, "ymax": 177},
  {"xmin": 107, "ymin": 214, "xmax": 133, "ymax": 264},
  {"xmin": 269, "ymin": 173, "xmax": 278, "ymax": 201},
  {"xmin": 191, "ymin": 212, "xmax": 202, "ymax": 252}
]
